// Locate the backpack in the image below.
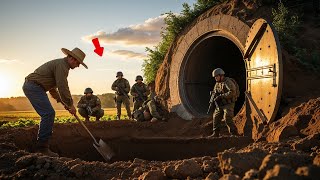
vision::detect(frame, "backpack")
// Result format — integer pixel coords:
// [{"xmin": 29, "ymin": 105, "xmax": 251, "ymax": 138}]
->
[{"xmin": 229, "ymin": 78, "xmax": 240, "ymax": 100}]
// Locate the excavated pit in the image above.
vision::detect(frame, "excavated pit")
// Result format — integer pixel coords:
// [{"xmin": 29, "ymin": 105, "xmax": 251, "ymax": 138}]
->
[
  {"xmin": 8, "ymin": 122, "xmax": 252, "ymax": 162},
  {"xmin": 181, "ymin": 35, "xmax": 246, "ymax": 117}
]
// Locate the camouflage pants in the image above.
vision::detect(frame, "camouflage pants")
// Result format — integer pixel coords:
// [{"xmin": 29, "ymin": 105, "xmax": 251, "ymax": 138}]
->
[
  {"xmin": 78, "ymin": 108, "xmax": 104, "ymax": 119},
  {"xmin": 116, "ymin": 95, "xmax": 131, "ymax": 118},
  {"xmin": 212, "ymin": 102, "xmax": 237, "ymax": 134},
  {"xmin": 133, "ymin": 100, "xmax": 144, "ymax": 111},
  {"xmin": 147, "ymin": 100, "xmax": 162, "ymax": 120}
]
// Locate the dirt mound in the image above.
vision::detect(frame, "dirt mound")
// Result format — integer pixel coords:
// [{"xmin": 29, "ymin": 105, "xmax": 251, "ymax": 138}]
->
[{"xmin": 265, "ymin": 97, "xmax": 320, "ymax": 142}]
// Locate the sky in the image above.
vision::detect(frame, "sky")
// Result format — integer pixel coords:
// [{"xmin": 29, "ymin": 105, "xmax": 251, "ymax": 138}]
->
[{"xmin": 0, "ymin": 0, "xmax": 196, "ymax": 98}]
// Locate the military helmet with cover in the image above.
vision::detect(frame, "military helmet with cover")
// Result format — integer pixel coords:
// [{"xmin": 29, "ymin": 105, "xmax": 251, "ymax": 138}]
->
[
  {"xmin": 116, "ymin": 71, "xmax": 123, "ymax": 77},
  {"xmin": 212, "ymin": 68, "xmax": 225, "ymax": 77},
  {"xmin": 84, "ymin": 87, "xmax": 93, "ymax": 94},
  {"xmin": 135, "ymin": 75, "xmax": 143, "ymax": 81}
]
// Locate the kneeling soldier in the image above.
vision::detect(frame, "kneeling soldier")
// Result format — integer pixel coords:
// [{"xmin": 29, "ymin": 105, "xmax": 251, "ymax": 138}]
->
[
  {"xmin": 132, "ymin": 96, "xmax": 167, "ymax": 123},
  {"xmin": 77, "ymin": 88, "xmax": 104, "ymax": 121}
]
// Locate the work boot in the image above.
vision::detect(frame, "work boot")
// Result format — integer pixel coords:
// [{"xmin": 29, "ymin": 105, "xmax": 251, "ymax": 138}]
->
[{"xmin": 35, "ymin": 140, "xmax": 59, "ymax": 157}]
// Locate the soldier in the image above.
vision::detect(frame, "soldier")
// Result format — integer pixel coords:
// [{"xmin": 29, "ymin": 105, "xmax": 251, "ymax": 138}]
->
[
  {"xmin": 111, "ymin": 71, "xmax": 131, "ymax": 120},
  {"xmin": 77, "ymin": 88, "xmax": 104, "ymax": 122},
  {"xmin": 132, "ymin": 96, "xmax": 167, "ymax": 123},
  {"xmin": 22, "ymin": 47, "xmax": 87, "ymax": 156},
  {"xmin": 130, "ymin": 75, "xmax": 150, "ymax": 111},
  {"xmin": 209, "ymin": 68, "xmax": 239, "ymax": 137}
]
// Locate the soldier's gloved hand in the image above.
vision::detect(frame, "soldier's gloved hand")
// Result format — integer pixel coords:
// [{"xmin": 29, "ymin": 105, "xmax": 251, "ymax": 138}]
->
[{"xmin": 214, "ymin": 95, "xmax": 222, "ymax": 102}]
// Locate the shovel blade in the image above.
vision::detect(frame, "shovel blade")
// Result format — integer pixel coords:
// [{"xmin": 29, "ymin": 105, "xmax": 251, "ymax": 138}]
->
[{"xmin": 93, "ymin": 139, "xmax": 115, "ymax": 161}]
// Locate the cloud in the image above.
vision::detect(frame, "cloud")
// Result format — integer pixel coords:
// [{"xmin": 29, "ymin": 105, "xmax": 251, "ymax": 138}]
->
[
  {"xmin": 0, "ymin": 59, "xmax": 22, "ymax": 64},
  {"xmin": 82, "ymin": 15, "xmax": 167, "ymax": 46},
  {"xmin": 110, "ymin": 50, "xmax": 146, "ymax": 59}
]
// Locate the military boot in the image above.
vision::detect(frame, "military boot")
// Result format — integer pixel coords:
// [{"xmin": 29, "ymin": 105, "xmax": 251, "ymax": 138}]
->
[
  {"xmin": 230, "ymin": 129, "xmax": 240, "ymax": 136},
  {"xmin": 209, "ymin": 130, "xmax": 220, "ymax": 138},
  {"xmin": 35, "ymin": 140, "xmax": 59, "ymax": 157}
]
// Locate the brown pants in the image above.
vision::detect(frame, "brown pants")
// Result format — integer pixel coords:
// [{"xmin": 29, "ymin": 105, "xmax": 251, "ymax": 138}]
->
[
  {"xmin": 212, "ymin": 103, "xmax": 237, "ymax": 134},
  {"xmin": 116, "ymin": 95, "xmax": 131, "ymax": 118}
]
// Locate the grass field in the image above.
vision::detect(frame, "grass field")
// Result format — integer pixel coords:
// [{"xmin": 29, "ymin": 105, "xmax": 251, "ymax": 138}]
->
[
  {"xmin": 0, "ymin": 108, "xmax": 128, "ymax": 121},
  {"xmin": 0, "ymin": 108, "xmax": 132, "ymax": 128}
]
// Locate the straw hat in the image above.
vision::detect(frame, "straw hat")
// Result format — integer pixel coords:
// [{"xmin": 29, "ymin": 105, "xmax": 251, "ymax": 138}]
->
[{"xmin": 61, "ymin": 47, "xmax": 88, "ymax": 69}]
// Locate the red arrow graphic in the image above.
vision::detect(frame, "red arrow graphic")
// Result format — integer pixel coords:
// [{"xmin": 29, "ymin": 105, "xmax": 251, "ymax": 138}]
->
[{"xmin": 92, "ymin": 38, "xmax": 104, "ymax": 56}]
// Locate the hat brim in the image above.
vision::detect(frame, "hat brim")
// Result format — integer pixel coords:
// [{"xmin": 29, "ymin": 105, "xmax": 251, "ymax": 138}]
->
[{"xmin": 61, "ymin": 48, "xmax": 88, "ymax": 69}]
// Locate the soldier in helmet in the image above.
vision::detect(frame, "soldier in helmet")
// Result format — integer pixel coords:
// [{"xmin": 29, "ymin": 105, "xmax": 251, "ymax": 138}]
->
[
  {"xmin": 130, "ymin": 75, "xmax": 150, "ymax": 111},
  {"xmin": 111, "ymin": 71, "xmax": 131, "ymax": 120},
  {"xmin": 132, "ymin": 95, "xmax": 167, "ymax": 123},
  {"xmin": 209, "ymin": 68, "xmax": 239, "ymax": 137},
  {"xmin": 77, "ymin": 88, "xmax": 104, "ymax": 122}
]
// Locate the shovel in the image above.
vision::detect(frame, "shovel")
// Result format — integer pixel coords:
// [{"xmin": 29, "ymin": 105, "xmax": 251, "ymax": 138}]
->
[
  {"xmin": 73, "ymin": 114, "xmax": 115, "ymax": 161},
  {"xmin": 62, "ymin": 101, "xmax": 114, "ymax": 161}
]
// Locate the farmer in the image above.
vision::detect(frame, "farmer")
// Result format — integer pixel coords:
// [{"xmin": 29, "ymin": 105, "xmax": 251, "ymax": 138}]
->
[{"xmin": 23, "ymin": 47, "xmax": 87, "ymax": 156}]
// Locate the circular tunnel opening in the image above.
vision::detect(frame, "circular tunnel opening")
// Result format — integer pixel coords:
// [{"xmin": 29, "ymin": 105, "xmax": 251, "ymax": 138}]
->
[{"xmin": 180, "ymin": 33, "xmax": 246, "ymax": 117}]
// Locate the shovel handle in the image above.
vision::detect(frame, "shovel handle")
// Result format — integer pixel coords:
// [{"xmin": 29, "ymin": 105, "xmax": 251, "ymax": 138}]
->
[
  {"xmin": 60, "ymin": 102, "xmax": 99, "ymax": 145},
  {"xmin": 73, "ymin": 114, "xmax": 99, "ymax": 145}
]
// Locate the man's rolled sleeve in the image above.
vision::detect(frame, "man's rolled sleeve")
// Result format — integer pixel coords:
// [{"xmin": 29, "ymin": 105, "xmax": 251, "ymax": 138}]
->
[{"xmin": 55, "ymin": 64, "xmax": 73, "ymax": 107}]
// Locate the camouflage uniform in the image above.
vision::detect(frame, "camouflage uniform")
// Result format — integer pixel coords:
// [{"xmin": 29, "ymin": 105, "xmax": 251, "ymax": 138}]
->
[
  {"xmin": 212, "ymin": 77, "xmax": 238, "ymax": 135},
  {"xmin": 111, "ymin": 78, "xmax": 131, "ymax": 119},
  {"xmin": 77, "ymin": 95, "xmax": 104, "ymax": 121},
  {"xmin": 145, "ymin": 100, "xmax": 163, "ymax": 120},
  {"xmin": 130, "ymin": 82, "xmax": 150, "ymax": 111}
]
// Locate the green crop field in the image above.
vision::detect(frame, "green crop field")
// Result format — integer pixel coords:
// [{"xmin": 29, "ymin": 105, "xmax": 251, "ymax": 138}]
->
[{"xmin": 0, "ymin": 108, "xmax": 130, "ymax": 128}]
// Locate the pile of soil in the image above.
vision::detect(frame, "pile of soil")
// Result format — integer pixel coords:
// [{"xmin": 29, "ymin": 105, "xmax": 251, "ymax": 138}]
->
[
  {"xmin": 1, "ymin": 0, "xmax": 320, "ymax": 179},
  {"xmin": 1, "ymin": 122, "xmax": 320, "ymax": 179}
]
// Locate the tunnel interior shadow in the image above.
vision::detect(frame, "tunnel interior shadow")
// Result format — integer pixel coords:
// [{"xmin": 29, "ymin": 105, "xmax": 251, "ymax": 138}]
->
[{"xmin": 182, "ymin": 36, "xmax": 246, "ymax": 117}]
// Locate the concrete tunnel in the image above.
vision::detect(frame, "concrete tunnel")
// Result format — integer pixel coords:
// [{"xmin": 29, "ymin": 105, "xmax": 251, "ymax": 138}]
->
[{"xmin": 167, "ymin": 14, "xmax": 283, "ymax": 125}]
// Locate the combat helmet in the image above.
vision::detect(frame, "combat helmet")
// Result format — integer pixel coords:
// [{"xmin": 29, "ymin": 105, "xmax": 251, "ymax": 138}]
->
[
  {"xmin": 212, "ymin": 68, "xmax": 225, "ymax": 77},
  {"xmin": 135, "ymin": 75, "xmax": 143, "ymax": 81},
  {"xmin": 84, "ymin": 87, "xmax": 93, "ymax": 94},
  {"xmin": 116, "ymin": 71, "xmax": 123, "ymax": 77}
]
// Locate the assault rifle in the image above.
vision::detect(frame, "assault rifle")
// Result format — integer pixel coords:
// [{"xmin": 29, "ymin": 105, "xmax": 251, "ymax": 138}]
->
[
  {"xmin": 207, "ymin": 91, "xmax": 220, "ymax": 114},
  {"xmin": 86, "ymin": 106, "xmax": 93, "ymax": 115},
  {"xmin": 133, "ymin": 85, "xmax": 147, "ymax": 102},
  {"xmin": 116, "ymin": 86, "xmax": 130, "ymax": 99}
]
